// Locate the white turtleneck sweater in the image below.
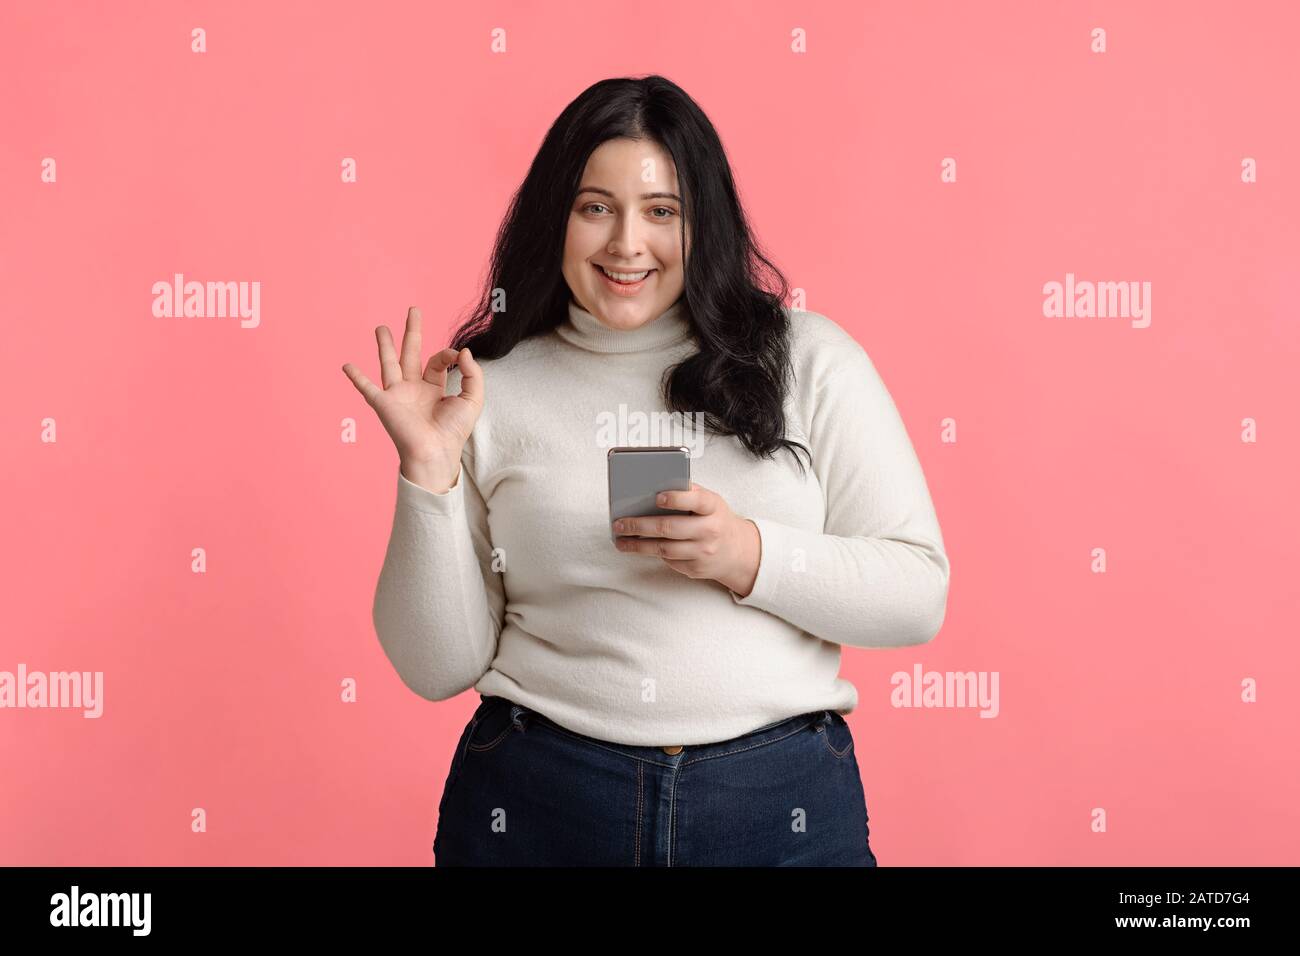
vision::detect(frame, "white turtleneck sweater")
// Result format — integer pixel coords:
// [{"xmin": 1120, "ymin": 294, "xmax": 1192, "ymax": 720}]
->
[{"xmin": 371, "ymin": 297, "xmax": 950, "ymax": 746}]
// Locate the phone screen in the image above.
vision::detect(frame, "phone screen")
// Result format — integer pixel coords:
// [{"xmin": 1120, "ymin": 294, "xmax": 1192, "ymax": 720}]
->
[{"xmin": 607, "ymin": 446, "xmax": 692, "ymax": 542}]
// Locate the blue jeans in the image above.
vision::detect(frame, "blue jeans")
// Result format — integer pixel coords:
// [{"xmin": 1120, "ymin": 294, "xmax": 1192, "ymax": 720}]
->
[{"xmin": 432, "ymin": 694, "xmax": 879, "ymax": 866}]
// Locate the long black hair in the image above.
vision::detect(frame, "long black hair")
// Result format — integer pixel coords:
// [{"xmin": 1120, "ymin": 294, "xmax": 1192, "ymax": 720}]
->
[{"xmin": 449, "ymin": 74, "xmax": 811, "ymax": 475}]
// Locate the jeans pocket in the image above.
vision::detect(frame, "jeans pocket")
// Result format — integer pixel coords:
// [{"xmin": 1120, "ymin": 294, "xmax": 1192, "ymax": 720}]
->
[
  {"xmin": 465, "ymin": 695, "xmax": 526, "ymax": 754},
  {"xmin": 436, "ymin": 705, "xmax": 483, "ymax": 828},
  {"xmin": 816, "ymin": 710, "xmax": 855, "ymax": 760},
  {"xmin": 434, "ymin": 696, "xmax": 530, "ymax": 860}
]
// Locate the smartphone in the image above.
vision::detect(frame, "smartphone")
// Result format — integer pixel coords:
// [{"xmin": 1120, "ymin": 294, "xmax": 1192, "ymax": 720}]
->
[{"xmin": 607, "ymin": 446, "xmax": 692, "ymax": 543}]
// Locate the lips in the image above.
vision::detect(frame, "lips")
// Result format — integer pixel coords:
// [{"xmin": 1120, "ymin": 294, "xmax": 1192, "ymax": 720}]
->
[{"xmin": 595, "ymin": 264, "xmax": 655, "ymax": 283}]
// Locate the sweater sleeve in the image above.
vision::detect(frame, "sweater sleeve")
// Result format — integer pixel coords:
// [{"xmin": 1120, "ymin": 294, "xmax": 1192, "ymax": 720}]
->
[
  {"xmin": 728, "ymin": 341, "xmax": 950, "ymax": 648},
  {"xmin": 371, "ymin": 456, "xmax": 506, "ymax": 700}
]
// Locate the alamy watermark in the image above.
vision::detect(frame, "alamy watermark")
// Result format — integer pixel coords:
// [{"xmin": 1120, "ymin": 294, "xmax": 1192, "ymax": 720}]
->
[
  {"xmin": 1043, "ymin": 272, "xmax": 1151, "ymax": 328},
  {"xmin": 0, "ymin": 664, "xmax": 103, "ymax": 718},
  {"xmin": 594, "ymin": 403, "xmax": 707, "ymax": 458},
  {"xmin": 152, "ymin": 273, "xmax": 260, "ymax": 328},
  {"xmin": 891, "ymin": 664, "xmax": 999, "ymax": 718},
  {"xmin": 49, "ymin": 885, "xmax": 150, "ymax": 935}
]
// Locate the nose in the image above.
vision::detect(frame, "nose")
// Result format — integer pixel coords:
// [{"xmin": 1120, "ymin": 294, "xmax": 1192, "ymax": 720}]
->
[{"xmin": 605, "ymin": 215, "xmax": 649, "ymax": 259}]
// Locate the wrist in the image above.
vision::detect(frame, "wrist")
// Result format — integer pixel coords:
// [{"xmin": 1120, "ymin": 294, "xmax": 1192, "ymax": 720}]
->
[
  {"xmin": 725, "ymin": 518, "xmax": 761, "ymax": 598},
  {"xmin": 401, "ymin": 458, "xmax": 460, "ymax": 494}
]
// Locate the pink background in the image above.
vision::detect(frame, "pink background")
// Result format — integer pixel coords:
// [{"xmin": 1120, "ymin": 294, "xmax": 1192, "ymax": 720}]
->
[{"xmin": 2, "ymin": 0, "xmax": 1297, "ymax": 865}]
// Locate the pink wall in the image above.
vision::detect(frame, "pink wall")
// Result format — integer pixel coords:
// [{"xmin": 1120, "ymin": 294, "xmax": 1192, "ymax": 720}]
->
[{"xmin": 1, "ymin": 0, "xmax": 1296, "ymax": 865}]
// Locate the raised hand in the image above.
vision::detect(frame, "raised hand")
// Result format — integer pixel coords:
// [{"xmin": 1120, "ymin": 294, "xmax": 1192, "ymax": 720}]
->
[{"xmin": 342, "ymin": 306, "xmax": 485, "ymax": 493}]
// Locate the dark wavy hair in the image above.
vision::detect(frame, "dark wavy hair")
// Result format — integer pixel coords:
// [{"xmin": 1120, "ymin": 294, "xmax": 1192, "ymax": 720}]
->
[{"xmin": 449, "ymin": 74, "xmax": 811, "ymax": 475}]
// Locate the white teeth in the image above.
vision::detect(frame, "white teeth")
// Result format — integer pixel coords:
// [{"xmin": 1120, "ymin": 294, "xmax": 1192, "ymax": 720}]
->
[{"xmin": 599, "ymin": 265, "xmax": 652, "ymax": 282}]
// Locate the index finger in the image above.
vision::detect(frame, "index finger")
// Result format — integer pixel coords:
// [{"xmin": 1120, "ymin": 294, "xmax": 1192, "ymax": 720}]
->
[
  {"xmin": 421, "ymin": 347, "xmax": 463, "ymax": 391},
  {"xmin": 434, "ymin": 345, "xmax": 486, "ymax": 408}
]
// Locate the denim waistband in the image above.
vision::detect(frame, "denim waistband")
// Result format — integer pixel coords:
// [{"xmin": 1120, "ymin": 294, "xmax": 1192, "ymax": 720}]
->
[{"xmin": 480, "ymin": 694, "xmax": 832, "ymax": 762}]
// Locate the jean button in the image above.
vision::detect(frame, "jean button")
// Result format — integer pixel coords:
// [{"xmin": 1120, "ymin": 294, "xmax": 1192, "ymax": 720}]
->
[{"xmin": 661, "ymin": 745, "xmax": 683, "ymax": 755}]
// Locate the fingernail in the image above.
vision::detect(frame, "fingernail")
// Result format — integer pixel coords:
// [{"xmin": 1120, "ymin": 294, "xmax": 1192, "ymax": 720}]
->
[{"xmin": 656, "ymin": 494, "xmax": 666, "ymax": 505}]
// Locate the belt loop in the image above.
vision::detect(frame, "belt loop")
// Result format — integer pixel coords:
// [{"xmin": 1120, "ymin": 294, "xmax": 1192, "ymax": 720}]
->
[
  {"xmin": 815, "ymin": 710, "xmax": 832, "ymax": 733},
  {"xmin": 510, "ymin": 704, "xmax": 528, "ymax": 732}
]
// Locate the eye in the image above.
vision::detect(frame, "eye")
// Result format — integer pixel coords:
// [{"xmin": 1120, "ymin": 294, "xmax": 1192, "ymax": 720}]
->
[{"xmin": 580, "ymin": 202, "xmax": 678, "ymax": 219}]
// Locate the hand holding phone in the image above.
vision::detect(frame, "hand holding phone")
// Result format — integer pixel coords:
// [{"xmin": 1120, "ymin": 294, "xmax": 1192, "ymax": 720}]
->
[{"xmin": 607, "ymin": 446, "xmax": 692, "ymax": 543}]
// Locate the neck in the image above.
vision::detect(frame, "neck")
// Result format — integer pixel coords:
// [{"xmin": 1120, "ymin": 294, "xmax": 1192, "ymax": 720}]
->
[{"xmin": 556, "ymin": 296, "xmax": 692, "ymax": 354}]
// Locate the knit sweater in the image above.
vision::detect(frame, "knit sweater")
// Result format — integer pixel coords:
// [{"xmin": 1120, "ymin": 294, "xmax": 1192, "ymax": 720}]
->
[{"xmin": 371, "ymin": 297, "xmax": 950, "ymax": 746}]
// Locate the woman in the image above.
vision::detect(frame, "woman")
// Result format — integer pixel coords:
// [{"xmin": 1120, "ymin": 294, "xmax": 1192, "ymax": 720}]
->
[{"xmin": 342, "ymin": 75, "xmax": 950, "ymax": 866}]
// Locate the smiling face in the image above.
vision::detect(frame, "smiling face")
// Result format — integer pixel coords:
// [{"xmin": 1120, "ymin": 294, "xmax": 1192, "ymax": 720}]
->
[{"xmin": 562, "ymin": 137, "xmax": 689, "ymax": 331}]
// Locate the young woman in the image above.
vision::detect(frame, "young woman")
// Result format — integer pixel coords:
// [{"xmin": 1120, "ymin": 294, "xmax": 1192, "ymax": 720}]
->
[{"xmin": 342, "ymin": 75, "xmax": 950, "ymax": 866}]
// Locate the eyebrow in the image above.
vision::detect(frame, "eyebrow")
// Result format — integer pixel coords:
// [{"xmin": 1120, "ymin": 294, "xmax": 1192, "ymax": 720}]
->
[{"xmin": 576, "ymin": 186, "xmax": 682, "ymax": 202}]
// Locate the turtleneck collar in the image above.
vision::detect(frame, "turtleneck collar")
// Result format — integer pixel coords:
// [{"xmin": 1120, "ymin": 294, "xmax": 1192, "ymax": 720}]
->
[{"xmin": 555, "ymin": 296, "xmax": 693, "ymax": 354}]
